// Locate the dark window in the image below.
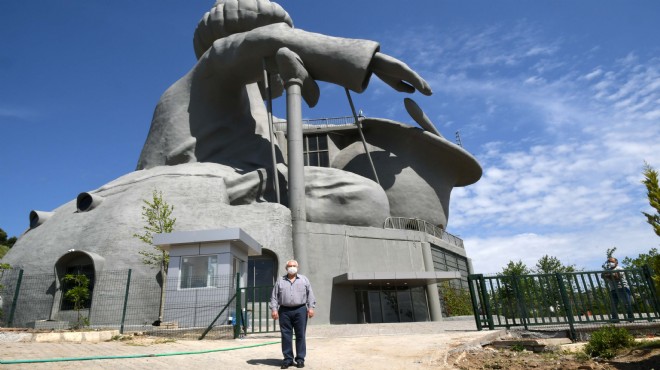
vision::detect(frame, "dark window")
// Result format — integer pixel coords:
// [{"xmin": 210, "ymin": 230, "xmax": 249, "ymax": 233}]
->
[{"xmin": 303, "ymin": 134, "xmax": 330, "ymax": 167}]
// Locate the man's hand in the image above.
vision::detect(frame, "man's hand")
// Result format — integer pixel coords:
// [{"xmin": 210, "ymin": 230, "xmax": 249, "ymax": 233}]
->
[
  {"xmin": 272, "ymin": 311, "xmax": 279, "ymax": 320},
  {"xmin": 308, "ymin": 308, "xmax": 314, "ymax": 318}
]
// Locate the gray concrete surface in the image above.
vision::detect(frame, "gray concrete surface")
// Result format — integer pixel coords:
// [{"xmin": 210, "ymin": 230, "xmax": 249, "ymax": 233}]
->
[{"xmin": 0, "ymin": 319, "xmax": 506, "ymax": 369}]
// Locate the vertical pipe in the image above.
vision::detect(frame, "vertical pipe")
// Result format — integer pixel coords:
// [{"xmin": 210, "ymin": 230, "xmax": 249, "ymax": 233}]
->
[
  {"xmin": 263, "ymin": 59, "xmax": 281, "ymax": 204},
  {"xmin": 120, "ymin": 269, "xmax": 132, "ymax": 334},
  {"xmin": 285, "ymin": 79, "xmax": 308, "ymax": 269},
  {"xmin": 7, "ymin": 269, "xmax": 23, "ymax": 328}
]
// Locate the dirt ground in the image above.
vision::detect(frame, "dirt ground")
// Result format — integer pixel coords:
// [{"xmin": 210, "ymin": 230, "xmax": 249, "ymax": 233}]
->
[
  {"xmin": 3, "ymin": 330, "xmax": 660, "ymax": 369},
  {"xmin": 448, "ymin": 343, "xmax": 660, "ymax": 370}
]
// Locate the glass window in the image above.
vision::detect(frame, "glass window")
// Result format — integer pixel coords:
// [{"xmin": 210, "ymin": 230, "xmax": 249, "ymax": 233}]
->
[
  {"xmin": 411, "ymin": 287, "xmax": 430, "ymax": 321},
  {"xmin": 180, "ymin": 255, "xmax": 218, "ymax": 289},
  {"xmin": 302, "ymin": 134, "xmax": 330, "ymax": 168},
  {"xmin": 397, "ymin": 288, "xmax": 414, "ymax": 322}
]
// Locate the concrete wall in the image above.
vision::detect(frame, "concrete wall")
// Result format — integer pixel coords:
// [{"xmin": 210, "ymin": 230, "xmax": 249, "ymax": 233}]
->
[{"xmin": 285, "ymin": 222, "xmax": 468, "ymax": 324}]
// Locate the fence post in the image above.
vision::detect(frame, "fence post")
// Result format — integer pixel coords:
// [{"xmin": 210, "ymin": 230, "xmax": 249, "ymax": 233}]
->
[
  {"xmin": 120, "ymin": 269, "xmax": 132, "ymax": 334},
  {"xmin": 234, "ymin": 273, "xmax": 241, "ymax": 339},
  {"xmin": 7, "ymin": 269, "xmax": 24, "ymax": 328},
  {"xmin": 511, "ymin": 275, "xmax": 528, "ymax": 330},
  {"xmin": 642, "ymin": 265, "xmax": 660, "ymax": 316},
  {"xmin": 467, "ymin": 274, "xmax": 482, "ymax": 330},
  {"xmin": 478, "ymin": 275, "xmax": 495, "ymax": 330},
  {"xmin": 555, "ymin": 273, "xmax": 576, "ymax": 341}
]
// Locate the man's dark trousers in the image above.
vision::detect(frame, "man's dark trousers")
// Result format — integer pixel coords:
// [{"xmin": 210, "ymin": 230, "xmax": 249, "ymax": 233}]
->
[{"xmin": 279, "ymin": 305, "xmax": 308, "ymax": 365}]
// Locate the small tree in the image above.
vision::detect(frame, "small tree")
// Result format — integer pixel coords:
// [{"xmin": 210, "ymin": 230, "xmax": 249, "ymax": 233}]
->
[
  {"xmin": 62, "ymin": 273, "xmax": 90, "ymax": 329},
  {"xmin": 642, "ymin": 163, "xmax": 660, "ymax": 238},
  {"xmin": 534, "ymin": 255, "xmax": 577, "ymax": 274},
  {"xmin": 133, "ymin": 189, "xmax": 176, "ymax": 324}
]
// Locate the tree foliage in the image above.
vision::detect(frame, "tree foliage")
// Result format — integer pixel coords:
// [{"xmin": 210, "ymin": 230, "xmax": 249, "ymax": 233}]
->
[
  {"xmin": 535, "ymin": 255, "xmax": 577, "ymax": 274},
  {"xmin": 642, "ymin": 163, "xmax": 660, "ymax": 238},
  {"xmin": 133, "ymin": 189, "xmax": 176, "ymax": 271},
  {"xmin": 0, "ymin": 227, "xmax": 17, "ymax": 251},
  {"xmin": 62, "ymin": 273, "xmax": 91, "ymax": 328},
  {"xmin": 440, "ymin": 281, "xmax": 473, "ymax": 316},
  {"xmin": 500, "ymin": 260, "xmax": 532, "ymax": 276},
  {"xmin": 132, "ymin": 189, "xmax": 176, "ymax": 323}
]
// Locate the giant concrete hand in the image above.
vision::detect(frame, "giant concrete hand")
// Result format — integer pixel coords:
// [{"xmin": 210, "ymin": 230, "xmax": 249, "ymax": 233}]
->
[{"xmin": 137, "ymin": 0, "xmax": 433, "ymax": 172}]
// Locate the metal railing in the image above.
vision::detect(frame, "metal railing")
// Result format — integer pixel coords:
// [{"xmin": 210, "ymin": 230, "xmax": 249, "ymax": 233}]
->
[
  {"xmin": 468, "ymin": 267, "xmax": 660, "ymax": 340},
  {"xmin": 273, "ymin": 115, "xmax": 363, "ymax": 133},
  {"xmin": 383, "ymin": 217, "xmax": 464, "ymax": 248}
]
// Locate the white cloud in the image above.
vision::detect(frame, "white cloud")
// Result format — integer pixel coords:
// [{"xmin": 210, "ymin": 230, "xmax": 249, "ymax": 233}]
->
[{"xmin": 376, "ymin": 20, "xmax": 660, "ymax": 274}]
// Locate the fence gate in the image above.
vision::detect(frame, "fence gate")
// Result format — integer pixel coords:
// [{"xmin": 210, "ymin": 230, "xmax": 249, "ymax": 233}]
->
[{"xmin": 468, "ymin": 267, "xmax": 660, "ymax": 340}]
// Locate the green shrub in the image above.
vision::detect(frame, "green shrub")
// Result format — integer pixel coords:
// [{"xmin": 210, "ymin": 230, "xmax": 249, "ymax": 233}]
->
[
  {"xmin": 584, "ymin": 325, "xmax": 635, "ymax": 359},
  {"xmin": 439, "ymin": 282, "xmax": 473, "ymax": 316}
]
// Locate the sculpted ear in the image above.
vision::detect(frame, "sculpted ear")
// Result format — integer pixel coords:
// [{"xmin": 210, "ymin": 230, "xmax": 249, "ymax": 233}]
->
[{"xmin": 275, "ymin": 47, "xmax": 320, "ymax": 107}]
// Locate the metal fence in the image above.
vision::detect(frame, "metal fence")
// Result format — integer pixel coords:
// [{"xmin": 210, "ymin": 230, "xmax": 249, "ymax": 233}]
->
[
  {"xmin": 468, "ymin": 267, "xmax": 660, "ymax": 340},
  {"xmin": 0, "ymin": 268, "xmax": 276, "ymax": 340}
]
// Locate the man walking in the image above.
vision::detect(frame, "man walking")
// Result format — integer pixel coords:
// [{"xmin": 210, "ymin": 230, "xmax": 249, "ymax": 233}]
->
[{"xmin": 270, "ymin": 259, "xmax": 316, "ymax": 369}]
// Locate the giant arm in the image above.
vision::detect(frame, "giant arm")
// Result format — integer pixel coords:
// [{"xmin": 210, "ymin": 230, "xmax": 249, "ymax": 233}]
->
[{"xmin": 137, "ymin": 23, "xmax": 431, "ymax": 171}]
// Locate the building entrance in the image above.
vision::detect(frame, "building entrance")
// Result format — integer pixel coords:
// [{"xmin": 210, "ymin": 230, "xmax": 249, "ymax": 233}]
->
[{"xmin": 355, "ymin": 285, "xmax": 430, "ymax": 323}]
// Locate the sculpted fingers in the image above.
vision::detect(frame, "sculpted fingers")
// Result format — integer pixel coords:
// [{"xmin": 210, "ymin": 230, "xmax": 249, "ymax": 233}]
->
[
  {"xmin": 275, "ymin": 47, "xmax": 320, "ymax": 107},
  {"xmin": 371, "ymin": 52, "xmax": 432, "ymax": 96}
]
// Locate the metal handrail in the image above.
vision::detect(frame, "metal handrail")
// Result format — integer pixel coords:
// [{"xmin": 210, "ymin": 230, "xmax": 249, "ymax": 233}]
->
[
  {"xmin": 383, "ymin": 217, "xmax": 464, "ymax": 249},
  {"xmin": 273, "ymin": 115, "xmax": 364, "ymax": 133}
]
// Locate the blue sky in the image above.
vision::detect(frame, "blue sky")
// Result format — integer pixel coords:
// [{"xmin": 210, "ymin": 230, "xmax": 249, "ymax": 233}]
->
[{"xmin": 1, "ymin": 1, "xmax": 659, "ymax": 273}]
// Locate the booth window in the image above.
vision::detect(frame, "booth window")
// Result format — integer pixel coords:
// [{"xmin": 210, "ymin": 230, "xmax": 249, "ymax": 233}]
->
[{"xmin": 180, "ymin": 255, "xmax": 218, "ymax": 289}]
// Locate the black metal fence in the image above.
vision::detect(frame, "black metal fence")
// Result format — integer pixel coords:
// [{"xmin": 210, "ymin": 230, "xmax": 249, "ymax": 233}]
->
[
  {"xmin": 0, "ymin": 268, "xmax": 276, "ymax": 339},
  {"xmin": 468, "ymin": 267, "xmax": 660, "ymax": 340}
]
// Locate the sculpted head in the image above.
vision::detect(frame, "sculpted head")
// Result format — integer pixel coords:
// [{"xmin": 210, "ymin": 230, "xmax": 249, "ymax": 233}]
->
[{"xmin": 193, "ymin": 0, "xmax": 293, "ymax": 59}]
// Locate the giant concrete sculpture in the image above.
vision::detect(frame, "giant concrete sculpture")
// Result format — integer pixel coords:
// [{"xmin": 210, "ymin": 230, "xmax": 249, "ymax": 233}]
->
[{"xmin": 4, "ymin": 0, "xmax": 482, "ymax": 326}]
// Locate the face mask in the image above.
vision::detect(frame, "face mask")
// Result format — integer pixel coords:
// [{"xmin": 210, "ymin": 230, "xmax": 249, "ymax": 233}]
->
[
  {"xmin": 606, "ymin": 262, "xmax": 615, "ymax": 269},
  {"xmin": 287, "ymin": 267, "xmax": 298, "ymax": 275}
]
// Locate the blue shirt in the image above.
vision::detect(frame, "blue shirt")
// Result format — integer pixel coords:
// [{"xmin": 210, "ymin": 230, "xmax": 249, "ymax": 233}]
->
[{"xmin": 270, "ymin": 274, "xmax": 316, "ymax": 311}]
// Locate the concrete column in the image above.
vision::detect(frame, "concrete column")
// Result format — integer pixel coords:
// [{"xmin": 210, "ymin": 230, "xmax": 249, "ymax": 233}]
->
[
  {"xmin": 284, "ymin": 78, "xmax": 308, "ymax": 268},
  {"xmin": 421, "ymin": 242, "xmax": 443, "ymax": 321}
]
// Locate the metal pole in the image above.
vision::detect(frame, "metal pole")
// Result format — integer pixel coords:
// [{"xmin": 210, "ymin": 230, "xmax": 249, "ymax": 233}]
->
[
  {"xmin": 345, "ymin": 89, "xmax": 380, "ymax": 185},
  {"xmin": 263, "ymin": 59, "xmax": 281, "ymax": 204},
  {"xmin": 234, "ymin": 272, "xmax": 242, "ymax": 339},
  {"xmin": 120, "ymin": 269, "xmax": 132, "ymax": 334},
  {"xmin": 285, "ymin": 78, "xmax": 308, "ymax": 268}
]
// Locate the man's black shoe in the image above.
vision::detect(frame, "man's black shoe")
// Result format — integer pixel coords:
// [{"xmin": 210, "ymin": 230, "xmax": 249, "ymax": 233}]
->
[
  {"xmin": 296, "ymin": 362, "xmax": 305, "ymax": 368},
  {"xmin": 281, "ymin": 363, "xmax": 291, "ymax": 369}
]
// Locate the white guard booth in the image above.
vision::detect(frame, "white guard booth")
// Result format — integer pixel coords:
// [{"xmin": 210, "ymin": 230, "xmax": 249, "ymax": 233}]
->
[{"xmin": 154, "ymin": 228, "xmax": 262, "ymax": 327}]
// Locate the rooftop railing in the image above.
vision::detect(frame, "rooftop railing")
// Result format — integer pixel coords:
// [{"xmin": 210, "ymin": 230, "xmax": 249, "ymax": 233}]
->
[
  {"xmin": 383, "ymin": 217, "xmax": 464, "ymax": 249},
  {"xmin": 273, "ymin": 115, "xmax": 363, "ymax": 133}
]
